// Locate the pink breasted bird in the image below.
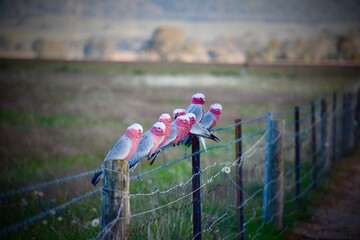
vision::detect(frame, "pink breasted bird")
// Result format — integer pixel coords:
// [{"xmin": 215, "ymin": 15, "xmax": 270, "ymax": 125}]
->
[
  {"xmin": 173, "ymin": 108, "xmax": 187, "ymax": 120},
  {"xmin": 185, "ymin": 113, "xmax": 219, "ymax": 152},
  {"xmin": 186, "ymin": 93, "xmax": 205, "ymax": 122},
  {"xmin": 200, "ymin": 103, "xmax": 223, "ymax": 130},
  {"xmin": 91, "ymin": 123, "xmax": 143, "ymax": 186},
  {"xmin": 128, "ymin": 122, "xmax": 166, "ymax": 171},
  {"xmin": 170, "ymin": 115, "xmax": 192, "ymax": 145},
  {"xmin": 158, "ymin": 113, "xmax": 172, "ymax": 148},
  {"xmin": 148, "ymin": 110, "xmax": 189, "ymax": 165}
]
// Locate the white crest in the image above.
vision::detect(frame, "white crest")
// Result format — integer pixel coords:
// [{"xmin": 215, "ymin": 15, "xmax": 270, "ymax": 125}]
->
[
  {"xmin": 153, "ymin": 122, "xmax": 166, "ymax": 130},
  {"xmin": 129, "ymin": 123, "xmax": 143, "ymax": 132},
  {"xmin": 173, "ymin": 108, "xmax": 186, "ymax": 115},
  {"xmin": 186, "ymin": 113, "xmax": 196, "ymax": 119},
  {"xmin": 177, "ymin": 115, "xmax": 190, "ymax": 122},
  {"xmin": 211, "ymin": 103, "xmax": 222, "ymax": 110},
  {"xmin": 160, "ymin": 113, "xmax": 171, "ymax": 120},
  {"xmin": 193, "ymin": 93, "xmax": 205, "ymax": 100}
]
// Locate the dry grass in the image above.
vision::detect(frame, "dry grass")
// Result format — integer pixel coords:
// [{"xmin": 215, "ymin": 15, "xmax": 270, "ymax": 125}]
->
[{"xmin": 0, "ymin": 61, "xmax": 359, "ymax": 239}]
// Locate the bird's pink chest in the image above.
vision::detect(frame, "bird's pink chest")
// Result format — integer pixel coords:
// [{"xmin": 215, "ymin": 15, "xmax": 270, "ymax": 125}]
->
[
  {"xmin": 150, "ymin": 134, "xmax": 164, "ymax": 155},
  {"xmin": 124, "ymin": 137, "xmax": 141, "ymax": 161},
  {"xmin": 172, "ymin": 125, "xmax": 188, "ymax": 144}
]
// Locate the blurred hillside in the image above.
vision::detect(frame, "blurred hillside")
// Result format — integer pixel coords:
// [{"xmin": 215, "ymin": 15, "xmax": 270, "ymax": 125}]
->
[{"xmin": 0, "ymin": 0, "xmax": 360, "ymax": 63}]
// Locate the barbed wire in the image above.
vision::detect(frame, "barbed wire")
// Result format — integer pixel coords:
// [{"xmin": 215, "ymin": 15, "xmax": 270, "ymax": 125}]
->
[
  {"xmin": 2, "ymin": 88, "xmax": 359, "ymax": 239},
  {"xmin": 0, "ymin": 170, "xmax": 97, "ymax": 199}
]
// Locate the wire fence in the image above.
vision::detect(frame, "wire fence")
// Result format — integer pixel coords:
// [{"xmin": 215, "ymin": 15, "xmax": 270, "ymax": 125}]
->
[{"xmin": 0, "ymin": 89, "xmax": 359, "ymax": 239}]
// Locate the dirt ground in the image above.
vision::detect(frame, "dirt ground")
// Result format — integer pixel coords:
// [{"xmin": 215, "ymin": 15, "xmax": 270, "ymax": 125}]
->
[{"xmin": 286, "ymin": 146, "xmax": 360, "ymax": 240}]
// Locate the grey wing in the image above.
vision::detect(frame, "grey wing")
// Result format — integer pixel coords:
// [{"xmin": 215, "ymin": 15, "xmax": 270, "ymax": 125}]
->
[
  {"xmin": 190, "ymin": 122, "xmax": 211, "ymax": 137},
  {"xmin": 200, "ymin": 112, "xmax": 215, "ymax": 129},
  {"xmin": 104, "ymin": 135, "xmax": 131, "ymax": 161},
  {"xmin": 187, "ymin": 104, "xmax": 202, "ymax": 121},
  {"xmin": 162, "ymin": 123, "xmax": 177, "ymax": 148},
  {"xmin": 128, "ymin": 132, "xmax": 153, "ymax": 168}
]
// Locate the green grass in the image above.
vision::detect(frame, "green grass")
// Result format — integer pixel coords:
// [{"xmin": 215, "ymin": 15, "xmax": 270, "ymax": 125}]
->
[
  {"xmin": 0, "ymin": 110, "xmax": 79, "ymax": 128},
  {"xmin": 0, "ymin": 59, "xmax": 359, "ymax": 239}
]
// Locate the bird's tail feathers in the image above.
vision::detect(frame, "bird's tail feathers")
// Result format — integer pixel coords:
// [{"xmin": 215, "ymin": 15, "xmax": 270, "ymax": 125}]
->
[
  {"xmin": 199, "ymin": 136, "xmax": 207, "ymax": 152},
  {"xmin": 148, "ymin": 150, "xmax": 161, "ymax": 165},
  {"xmin": 91, "ymin": 170, "xmax": 103, "ymax": 186},
  {"xmin": 210, "ymin": 133, "xmax": 220, "ymax": 142},
  {"xmin": 129, "ymin": 163, "xmax": 138, "ymax": 175}
]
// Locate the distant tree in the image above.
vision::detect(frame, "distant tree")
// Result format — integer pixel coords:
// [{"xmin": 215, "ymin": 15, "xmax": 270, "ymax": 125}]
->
[
  {"xmin": 32, "ymin": 38, "xmax": 46, "ymax": 58},
  {"xmin": 144, "ymin": 26, "xmax": 186, "ymax": 61},
  {"xmin": 336, "ymin": 34, "xmax": 359, "ymax": 61},
  {"xmin": 84, "ymin": 38, "xmax": 114, "ymax": 59},
  {"xmin": 262, "ymin": 39, "xmax": 283, "ymax": 62},
  {"xmin": 0, "ymin": 36, "xmax": 11, "ymax": 50},
  {"xmin": 311, "ymin": 37, "xmax": 337, "ymax": 61},
  {"xmin": 245, "ymin": 48, "xmax": 257, "ymax": 61}
]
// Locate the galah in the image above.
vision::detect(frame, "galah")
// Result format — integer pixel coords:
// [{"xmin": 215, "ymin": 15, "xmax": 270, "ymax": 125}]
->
[
  {"xmin": 91, "ymin": 123, "xmax": 143, "ymax": 186},
  {"xmin": 173, "ymin": 108, "xmax": 187, "ymax": 120},
  {"xmin": 158, "ymin": 113, "xmax": 172, "ymax": 148},
  {"xmin": 170, "ymin": 115, "xmax": 192, "ymax": 145},
  {"xmin": 148, "ymin": 110, "xmax": 182, "ymax": 164},
  {"xmin": 128, "ymin": 122, "xmax": 166, "ymax": 171},
  {"xmin": 186, "ymin": 93, "xmax": 205, "ymax": 122},
  {"xmin": 185, "ymin": 113, "xmax": 220, "ymax": 152},
  {"xmin": 149, "ymin": 115, "xmax": 191, "ymax": 165},
  {"xmin": 201, "ymin": 103, "xmax": 223, "ymax": 130}
]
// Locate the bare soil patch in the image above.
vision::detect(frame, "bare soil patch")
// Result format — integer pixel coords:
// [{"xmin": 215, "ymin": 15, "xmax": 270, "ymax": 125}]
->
[{"xmin": 287, "ymin": 147, "xmax": 360, "ymax": 239}]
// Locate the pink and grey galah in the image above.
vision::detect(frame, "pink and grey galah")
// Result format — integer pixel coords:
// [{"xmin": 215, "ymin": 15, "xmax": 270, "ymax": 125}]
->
[
  {"xmin": 200, "ymin": 103, "xmax": 223, "ymax": 130},
  {"xmin": 173, "ymin": 108, "xmax": 187, "ymax": 120},
  {"xmin": 148, "ymin": 114, "xmax": 191, "ymax": 165},
  {"xmin": 91, "ymin": 123, "xmax": 143, "ymax": 186},
  {"xmin": 128, "ymin": 121, "xmax": 166, "ymax": 172},
  {"xmin": 158, "ymin": 113, "xmax": 172, "ymax": 148},
  {"xmin": 170, "ymin": 115, "xmax": 192, "ymax": 145},
  {"xmin": 185, "ymin": 112, "xmax": 220, "ymax": 152},
  {"xmin": 186, "ymin": 93, "xmax": 205, "ymax": 122}
]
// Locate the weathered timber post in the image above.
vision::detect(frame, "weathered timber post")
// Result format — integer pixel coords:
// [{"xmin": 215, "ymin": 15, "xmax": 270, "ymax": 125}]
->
[
  {"xmin": 235, "ymin": 119, "xmax": 244, "ymax": 240},
  {"xmin": 310, "ymin": 101, "xmax": 318, "ymax": 189},
  {"xmin": 348, "ymin": 92, "xmax": 354, "ymax": 151},
  {"xmin": 192, "ymin": 135, "xmax": 202, "ymax": 240},
  {"xmin": 320, "ymin": 99, "xmax": 329, "ymax": 171},
  {"xmin": 100, "ymin": 159, "xmax": 130, "ymax": 240},
  {"xmin": 332, "ymin": 92, "xmax": 337, "ymax": 164},
  {"xmin": 342, "ymin": 93, "xmax": 349, "ymax": 156},
  {"xmin": 272, "ymin": 120, "xmax": 284, "ymax": 228},
  {"xmin": 263, "ymin": 113, "xmax": 273, "ymax": 222},
  {"xmin": 356, "ymin": 89, "xmax": 360, "ymax": 146},
  {"xmin": 263, "ymin": 114, "xmax": 284, "ymax": 226},
  {"xmin": 294, "ymin": 106, "xmax": 301, "ymax": 209}
]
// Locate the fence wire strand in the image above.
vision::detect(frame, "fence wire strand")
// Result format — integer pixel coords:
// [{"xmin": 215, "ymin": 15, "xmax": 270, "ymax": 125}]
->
[{"xmin": 2, "ymin": 89, "xmax": 359, "ymax": 239}]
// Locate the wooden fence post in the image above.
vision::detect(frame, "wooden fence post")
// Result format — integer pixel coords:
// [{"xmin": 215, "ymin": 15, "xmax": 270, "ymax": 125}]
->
[
  {"xmin": 310, "ymin": 101, "xmax": 318, "ymax": 189},
  {"xmin": 294, "ymin": 106, "xmax": 301, "ymax": 209},
  {"xmin": 342, "ymin": 93, "xmax": 348, "ymax": 156},
  {"xmin": 348, "ymin": 92, "xmax": 354, "ymax": 151},
  {"xmin": 273, "ymin": 120, "xmax": 284, "ymax": 228},
  {"xmin": 356, "ymin": 89, "xmax": 360, "ymax": 146},
  {"xmin": 263, "ymin": 114, "xmax": 284, "ymax": 226},
  {"xmin": 235, "ymin": 119, "xmax": 244, "ymax": 240},
  {"xmin": 321, "ymin": 99, "xmax": 329, "ymax": 171},
  {"xmin": 263, "ymin": 113, "xmax": 272, "ymax": 222},
  {"xmin": 332, "ymin": 92, "xmax": 337, "ymax": 164},
  {"xmin": 192, "ymin": 135, "xmax": 202, "ymax": 240},
  {"xmin": 100, "ymin": 160, "xmax": 130, "ymax": 240}
]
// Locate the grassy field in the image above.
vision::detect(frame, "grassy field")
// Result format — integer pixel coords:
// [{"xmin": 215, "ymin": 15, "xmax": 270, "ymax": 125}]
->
[{"xmin": 0, "ymin": 59, "xmax": 359, "ymax": 239}]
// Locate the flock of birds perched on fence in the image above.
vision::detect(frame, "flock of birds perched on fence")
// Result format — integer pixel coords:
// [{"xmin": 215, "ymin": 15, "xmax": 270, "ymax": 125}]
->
[{"xmin": 91, "ymin": 93, "xmax": 223, "ymax": 186}]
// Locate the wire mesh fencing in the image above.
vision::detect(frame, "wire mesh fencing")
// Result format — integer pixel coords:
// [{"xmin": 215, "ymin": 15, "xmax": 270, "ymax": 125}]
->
[{"xmin": 0, "ymin": 89, "xmax": 359, "ymax": 239}]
